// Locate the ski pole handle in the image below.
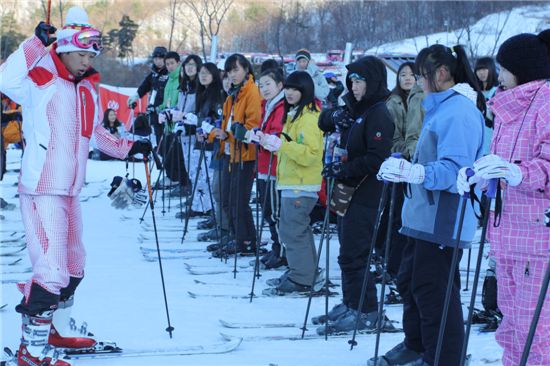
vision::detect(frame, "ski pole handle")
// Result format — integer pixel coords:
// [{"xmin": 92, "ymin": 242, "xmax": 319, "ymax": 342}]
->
[
  {"xmin": 381, "ymin": 152, "xmax": 403, "ymax": 185},
  {"xmin": 463, "ymin": 168, "xmax": 475, "ymax": 199},
  {"xmin": 486, "ymin": 178, "xmax": 498, "ymax": 199}
]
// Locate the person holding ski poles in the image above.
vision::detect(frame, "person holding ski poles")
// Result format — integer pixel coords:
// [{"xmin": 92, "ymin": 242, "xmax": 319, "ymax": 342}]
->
[
  {"xmin": 0, "ymin": 7, "xmax": 151, "ymax": 366},
  {"xmin": 208, "ymin": 53, "xmax": 262, "ymax": 257},
  {"xmin": 457, "ymin": 29, "xmax": 550, "ymax": 366},
  {"xmin": 315, "ymin": 56, "xmax": 395, "ymax": 335},
  {"xmin": 256, "ymin": 67, "xmax": 286, "ymax": 269},
  {"xmin": 372, "ymin": 44, "xmax": 486, "ymax": 366}
]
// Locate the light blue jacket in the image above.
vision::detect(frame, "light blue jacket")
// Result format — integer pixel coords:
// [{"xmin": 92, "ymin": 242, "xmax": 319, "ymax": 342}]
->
[{"xmin": 400, "ymin": 85, "xmax": 485, "ymax": 248}]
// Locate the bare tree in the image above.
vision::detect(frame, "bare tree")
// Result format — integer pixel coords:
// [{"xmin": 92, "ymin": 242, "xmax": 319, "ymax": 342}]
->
[
  {"xmin": 167, "ymin": 0, "xmax": 180, "ymax": 51},
  {"xmin": 183, "ymin": 0, "xmax": 234, "ymax": 59}
]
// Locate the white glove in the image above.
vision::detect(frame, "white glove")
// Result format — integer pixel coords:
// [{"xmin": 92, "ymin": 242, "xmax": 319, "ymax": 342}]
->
[
  {"xmin": 170, "ymin": 110, "xmax": 184, "ymax": 122},
  {"xmin": 456, "ymin": 167, "xmax": 486, "ymax": 196},
  {"xmin": 159, "ymin": 111, "xmax": 168, "ymax": 124},
  {"xmin": 108, "ymin": 177, "xmax": 146, "ymax": 209},
  {"xmin": 377, "ymin": 157, "xmax": 425, "ymax": 184},
  {"xmin": 260, "ymin": 134, "xmax": 282, "ymax": 152},
  {"xmin": 544, "ymin": 206, "xmax": 550, "ymax": 228},
  {"xmin": 244, "ymin": 129, "xmax": 261, "ymax": 144},
  {"xmin": 201, "ymin": 121, "xmax": 215, "ymax": 135},
  {"xmin": 127, "ymin": 94, "xmax": 139, "ymax": 107},
  {"xmin": 473, "ymin": 154, "xmax": 523, "ymax": 186},
  {"xmin": 184, "ymin": 113, "xmax": 198, "ymax": 126}
]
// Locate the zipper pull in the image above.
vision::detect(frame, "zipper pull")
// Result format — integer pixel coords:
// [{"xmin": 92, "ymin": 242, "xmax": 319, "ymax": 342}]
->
[{"xmin": 525, "ymin": 261, "xmax": 530, "ymax": 277}]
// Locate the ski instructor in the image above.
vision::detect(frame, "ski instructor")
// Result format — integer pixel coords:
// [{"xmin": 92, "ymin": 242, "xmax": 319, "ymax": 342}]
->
[{"xmin": 0, "ymin": 7, "xmax": 150, "ymax": 366}]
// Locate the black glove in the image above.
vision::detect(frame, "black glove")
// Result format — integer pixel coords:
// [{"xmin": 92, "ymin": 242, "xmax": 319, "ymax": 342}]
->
[
  {"xmin": 146, "ymin": 105, "xmax": 157, "ymax": 114},
  {"xmin": 322, "ymin": 161, "xmax": 346, "ymax": 179},
  {"xmin": 318, "ymin": 109, "xmax": 336, "ymax": 133},
  {"xmin": 545, "ymin": 205, "xmax": 550, "ymax": 228},
  {"xmin": 331, "ymin": 108, "xmax": 355, "ymax": 130},
  {"xmin": 128, "ymin": 139, "xmax": 152, "ymax": 157},
  {"xmin": 35, "ymin": 21, "xmax": 57, "ymax": 47},
  {"xmin": 230, "ymin": 123, "xmax": 248, "ymax": 141}
]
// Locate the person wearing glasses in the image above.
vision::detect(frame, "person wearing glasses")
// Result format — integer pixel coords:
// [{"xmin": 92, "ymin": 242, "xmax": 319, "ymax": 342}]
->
[{"xmin": 0, "ymin": 7, "xmax": 149, "ymax": 365}]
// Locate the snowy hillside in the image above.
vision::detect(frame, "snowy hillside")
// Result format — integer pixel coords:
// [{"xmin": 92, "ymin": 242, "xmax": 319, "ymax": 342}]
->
[
  {"xmin": 1, "ymin": 146, "xmax": 503, "ymax": 365},
  {"xmin": 367, "ymin": 4, "xmax": 550, "ymax": 56}
]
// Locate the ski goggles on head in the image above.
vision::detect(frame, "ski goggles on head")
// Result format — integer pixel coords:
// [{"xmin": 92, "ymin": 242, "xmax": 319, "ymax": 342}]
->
[
  {"xmin": 348, "ymin": 73, "xmax": 366, "ymax": 81},
  {"xmin": 58, "ymin": 28, "xmax": 103, "ymax": 51}
]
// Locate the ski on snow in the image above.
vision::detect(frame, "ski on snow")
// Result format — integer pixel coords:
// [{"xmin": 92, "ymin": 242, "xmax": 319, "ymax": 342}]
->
[
  {"xmin": 188, "ymin": 287, "xmax": 338, "ymax": 300},
  {"xmin": 0, "ymin": 246, "xmax": 26, "ymax": 257}
]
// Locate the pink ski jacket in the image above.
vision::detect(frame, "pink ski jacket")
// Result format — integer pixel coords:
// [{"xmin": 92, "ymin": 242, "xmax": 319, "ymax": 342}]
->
[
  {"xmin": 488, "ymin": 79, "xmax": 550, "ymax": 257},
  {"xmin": 0, "ymin": 36, "xmax": 133, "ymax": 196}
]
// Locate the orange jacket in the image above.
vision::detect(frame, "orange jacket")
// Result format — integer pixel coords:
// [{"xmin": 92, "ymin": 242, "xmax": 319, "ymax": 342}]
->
[{"xmin": 210, "ymin": 77, "xmax": 261, "ymax": 163}]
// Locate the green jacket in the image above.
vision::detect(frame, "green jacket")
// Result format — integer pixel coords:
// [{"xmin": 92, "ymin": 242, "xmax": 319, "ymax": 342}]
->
[
  {"xmin": 386, "ymin": 84, "xmax": 425, "ymax": 160},
  {"xmin": 159, "ymin": 65, "xmax": 181, "ymax": 110},
  {"xmin": 276, "ymin": 107, "xmax": 323, "ymax": 192}
]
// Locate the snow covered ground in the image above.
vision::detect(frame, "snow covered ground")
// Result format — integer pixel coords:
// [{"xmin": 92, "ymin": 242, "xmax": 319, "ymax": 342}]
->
[{"xmin": 0, "ymin": 146, "xmax": 505, "ymax": 365}]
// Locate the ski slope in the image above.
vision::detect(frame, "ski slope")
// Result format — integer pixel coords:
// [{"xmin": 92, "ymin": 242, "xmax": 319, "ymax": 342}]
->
[{"xmin": 0, "ymin": 146, "xmax": 505, "ymax": 365}]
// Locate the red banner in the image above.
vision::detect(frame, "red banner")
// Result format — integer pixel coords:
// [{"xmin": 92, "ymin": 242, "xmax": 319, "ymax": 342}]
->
[{"xmin": 98, "ymin": 84, "xmax": 148, "ymax": 131}]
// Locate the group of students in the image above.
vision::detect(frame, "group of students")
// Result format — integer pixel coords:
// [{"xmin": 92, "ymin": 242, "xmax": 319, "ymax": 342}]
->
[{"xmin": 128, "ymin": 29, "xmax": 550, "ymax": 366}]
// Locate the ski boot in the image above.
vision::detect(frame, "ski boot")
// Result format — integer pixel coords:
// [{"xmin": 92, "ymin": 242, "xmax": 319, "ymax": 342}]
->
[
  {"xmin": 367, "ymin": 341, "xmax": 423, "ymax": 366},
  {"xmin": 384, "ymin": 287, "xmax": 403, "ymax": 305},
  {"xmin": 311, "ymin": 302, "xmax": 348, "ymax": 325},
  {"xmin": 317, "ymin": 309, "xmax": 395, "ymax": 336},
  {"xmin": 17, "ymin": 311, "xmax": 71, "ymax": 366}
]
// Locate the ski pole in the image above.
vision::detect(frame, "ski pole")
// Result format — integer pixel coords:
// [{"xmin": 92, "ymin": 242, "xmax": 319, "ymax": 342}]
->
[
  {"xmin": 350, "ymin": 151, "xmax": 403, "ymax": 351},
  {"xmin": 232, "ymin": 141, "xmax": 243, "ymax": 278},
  {"xmin": 519, "ymin": 252, "xmax": 550, "ymax": 366},
  {"xmin": 348, "ymin": 179, "xmax": 389, "ymax": 350},
  {"xmin": 459, "ymin": 178, "xmax": 498, "ymax": 365},
  {"xmin": 249, "ymin": 157, "xmax": 261, "ymax": 302},
  {"xmin": 143, "ymin": 155, "xmax": 175, "ymax": 338},
  {"xmin": 300, "ymin": 177, "xmax": 334, "ymax": 339},
  {"xmin": 202, "ymin": 140, "xmax": 217, "ymax": 235},
  {"xmin": 464, "ymin": 248, "xmax": 472, "ymax": 291},
  {"xmin": 373, "ymin": 178, "xmax": 399, "ymax": 365},
  {"xmin": 46, "ymin": 0, "xmax": 52, "ymax": 25},
  {"xmin": 250, "ymin": 151, "xmax": 274, "ymax": 302},
  {"xmin": 182, "ymin": 139, "xmax": 205, "ymax": 242},
  {"xmin": 433, "ymin": 169, "xmax": 474, "ymax": 366},
  {"xmin": 301, "ymin": 134, "xmax": 334, "ymax": 339}
]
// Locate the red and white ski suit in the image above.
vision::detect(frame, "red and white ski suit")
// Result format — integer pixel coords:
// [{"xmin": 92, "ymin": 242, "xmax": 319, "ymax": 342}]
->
[{"xmin": 0, "ymin": 36, "xmax": 133, "ymax": 299}]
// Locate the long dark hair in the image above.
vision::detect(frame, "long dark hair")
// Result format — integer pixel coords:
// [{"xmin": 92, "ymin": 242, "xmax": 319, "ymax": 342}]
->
[
  {"xmin": 416, "ymin": 44, "xmax": 485, "ymax": 114},
  {"xmin": 196, "ymin": 62, "xmax": 224, "ymax": 117},
  {"xmin": 283, "ymin": 71, "xmax": 318, "ymax": 123},
  {"xmin": 224, "ymin": 53, "xmax": 255, "ymax": 82},
  {"xmin": 474, "ymin": 57, "xmax": 499, "ymax": 91},
  {"xmin": 102, "ymin": 108, "xmax": 121, "ymax": 129},
  {"xmin": 392, "ymin": 61, "xmax": 416, "ymax": 110},
  {"xmin": 179, "ymin": 54, "xmax": 202, "ymax": 93}
]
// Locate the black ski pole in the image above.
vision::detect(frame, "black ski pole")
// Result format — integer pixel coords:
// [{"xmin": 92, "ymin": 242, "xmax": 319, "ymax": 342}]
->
[
  {"xmin": 249, "ymin": 155, "xmax": 262, "ymax": 302},
  {"xmin": 433, "ymin": 169, "xmax": 473, "ymax": 366},
  {"xmin": 460, "ymin": 178, "xmax": 498, "ymax": 365},
  {"xmin": 372, "ymin": 180, "xmax": 399, "ymax": 365},
  {"xmin": 233, "ymin": 141, "xmax": 243, "ymax": 279},
  {"xmin": 202, "ymin": 140, "xmax": 217, "ymax": 233},
  {"xmin": 519, "ymin": 251, "xmax": 550, "ymax": 366},
  {"xmin": 142, "ymin": 155, "xmax": 174, "ymax": 338},
  {"xmin": 301, "ymin": 134, "xmax": 333, "ymax": 339},
  {"xmin": 348, "ymin": 181, "xmax": 389, "ymax": 350},
  {"xmin": 464, "ymin": 248, "xmax": 472, "ymax": 291},
  {"xmin": 300, "ymin": 177, "xmax": 334, "ymax": 339},
  {"xmin": 181, "ymin": 139, "xmax": 205, "ymax": 243}
]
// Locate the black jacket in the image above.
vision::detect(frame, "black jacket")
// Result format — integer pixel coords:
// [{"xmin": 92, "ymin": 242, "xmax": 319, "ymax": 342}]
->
[
  {"xmin": 136, "ymin": 65, "xmax": 169, "ymax": 107},
  {"xmin": 339, "ymin": 56, "xmax": 394, "ymax": 207}
]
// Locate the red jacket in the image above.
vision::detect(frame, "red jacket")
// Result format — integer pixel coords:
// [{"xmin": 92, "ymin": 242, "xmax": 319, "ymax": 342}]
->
[{"xmin": 258, "ymin": 97, "xmax": 285, "ymax": 177}]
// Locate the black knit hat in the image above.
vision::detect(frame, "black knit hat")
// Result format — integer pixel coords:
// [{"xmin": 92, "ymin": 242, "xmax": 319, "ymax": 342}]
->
[
  {"xmin": 496, "ymin": 29, "xmax": 550, "ymax": 85},
  {"xmin": 152, "ymin": 46, "xmax": 167, "ymax": 58},
  {"xmin": 295, "ymin": 49, "xmax": 311, "ymax": 62}
]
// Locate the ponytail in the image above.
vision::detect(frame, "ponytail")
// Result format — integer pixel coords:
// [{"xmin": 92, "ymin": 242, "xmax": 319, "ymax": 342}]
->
[{"xmin": 416, "ymin": 44, "xmax": 486, "ymax": 115}]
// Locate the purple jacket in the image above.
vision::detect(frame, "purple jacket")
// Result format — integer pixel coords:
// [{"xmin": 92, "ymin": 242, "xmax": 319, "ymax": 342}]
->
[{"xmin": 488, "ymin": 80, "xmax": 550, "ymax": 257}]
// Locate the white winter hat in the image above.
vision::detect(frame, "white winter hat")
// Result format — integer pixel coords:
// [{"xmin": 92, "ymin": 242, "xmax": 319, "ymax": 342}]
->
[{"xmin": 56, "ymin": 7, "xmax": 101, "ymax": 55}]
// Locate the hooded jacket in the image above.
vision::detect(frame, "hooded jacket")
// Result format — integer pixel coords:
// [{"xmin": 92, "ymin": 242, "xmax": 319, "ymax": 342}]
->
[
  {"xmin": 337, "ymin": 56, "xmax": 394, "ymax": 208},
  {"xmin": 136, "ymin": 63, "xmax": 168, "ymax": 108},
  {"xmin": 0, "ymin": 36, "xmax": 133, "ymax": 196},
  {"xmin": 400, "ymin": 84, "xmax": 485, "ymax": 248}
]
